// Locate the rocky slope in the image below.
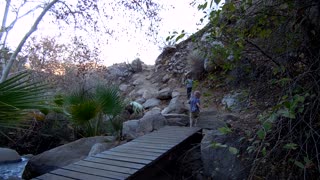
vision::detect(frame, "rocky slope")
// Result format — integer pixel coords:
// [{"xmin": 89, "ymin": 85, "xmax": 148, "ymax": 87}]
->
[
  {"xmin": 21, "ymin": 0, "xmax": 320, "ymax": 178},
  {"xmin": 22, "ymin": 43, "xmax": 252, "ymax": 179}
]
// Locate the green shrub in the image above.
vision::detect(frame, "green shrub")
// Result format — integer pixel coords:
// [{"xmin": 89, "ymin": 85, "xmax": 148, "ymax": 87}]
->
[{"xmin": 62, "ymin": 85, "xmax": 124, "ymax": 137}]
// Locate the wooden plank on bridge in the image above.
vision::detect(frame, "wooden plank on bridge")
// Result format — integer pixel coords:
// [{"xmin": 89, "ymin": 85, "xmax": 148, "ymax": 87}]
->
[
  {"xmin": 36, "ymin": 173, "xmax": 75, "ymax": 180},
  {"xmin": 34, "ymin": 126, "xmax": 201, "ymax": 180},
  {"xmin": 84, "ymin": 156, "xmax": 144, "ymax": 169},
  {"xmin": 63, "ymin": 164, "xmax": 129, "ymax": 180}
]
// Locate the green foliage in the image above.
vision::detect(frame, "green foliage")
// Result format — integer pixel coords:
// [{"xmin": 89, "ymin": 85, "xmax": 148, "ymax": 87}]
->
[
  {"xmin": 165, "ymin": 30, "xmax": 186, "ymax": 45},
  {"xmin": 192, "ymin": 80, "xmax": 199, "ymax": 90},
  {"xmin": 262, "ymin": 147, "xmax": 267, "ymax": 156},
  {"xmin": 194, "ymin": 0, "xmax": 320, "ymax": 177},
  {"xmin": 68, "ymin": 100, "xmax": 99, "ymax": 125},
  {"xmin": 266, "ymin": 93, "xmax": 308, "ymax": 121},
  {"xmin": 211, "ymin": 142, "xmax": 227, "ymax": 148},
  {"xmin": 0, "ymin": 71, "xmax": 49, "ymax": 128},
  {"xmin": 256, "ymin": 129, "xmax": 266, "ymax": 140},
  {"xmin": 228, "ymin": 146, "xmax": 239, "ymax": 155},
  {"xmin": 62, "ymin": 85, "xmax": 124, "ymax": 137},
  {"xmin": 218, "ymin": 126, "xmax": 232, "ymax": 134},
  {"xmin": 211, "ymin": 142, "xmax": 239, "ymax": 156},
  {"xmin": 198, "ymin": 2, "xmax": 208, "ymax": 11},
  {"xmin": 95, "ymin": 85, "xmax": 123, "ymax": 117},
  {"xmin": 209, "ymin": 44, "xmax": 234, "ymax": 69},
  {"xmin": 294, "ymin": 160, "xmax": 305, "ymax": 169},
  {"xmin": 283, "ymin": 143, "xmax": 298, "ymax": 150},
  {"xmin": 251, "ymin": 92, "xmax": 314, "ymax": 176},
  {"xmin": 288, "ymin": 157, "xmax": 313, "ymax": 170},
  {"xmin": 262, "ymin": 121, "xmax": 272, "ymax": 132}
]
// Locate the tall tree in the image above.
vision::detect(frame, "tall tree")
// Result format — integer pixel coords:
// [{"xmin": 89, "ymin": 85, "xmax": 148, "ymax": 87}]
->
[
  {"xmin": 0, "ymin": 0, "xmax": 161, "ymax": 82},
  {"xmin": 23, "ymin": 36, "xmax": 105, "ymax": 92}
]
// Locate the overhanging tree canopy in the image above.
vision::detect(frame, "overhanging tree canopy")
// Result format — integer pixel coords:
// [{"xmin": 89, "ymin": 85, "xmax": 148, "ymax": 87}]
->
[{"xmin": 0, "ymin": 0, "xmax": 162, "ymax": 82}]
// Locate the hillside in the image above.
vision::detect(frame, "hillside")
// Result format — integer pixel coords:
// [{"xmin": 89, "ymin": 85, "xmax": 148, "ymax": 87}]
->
[
  {"xmin": 1, "ymin": 0, "xmax": 319, "ymax": 179},
  {"xmin": 113, "ymin": 0, "xmax": 320, "ymax": 178}
]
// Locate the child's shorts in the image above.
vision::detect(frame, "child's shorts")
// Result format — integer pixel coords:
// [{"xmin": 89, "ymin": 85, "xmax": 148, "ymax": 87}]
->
[{"xmin": 191, "ymin": 111, "xmax": 200, "ymax": 119}]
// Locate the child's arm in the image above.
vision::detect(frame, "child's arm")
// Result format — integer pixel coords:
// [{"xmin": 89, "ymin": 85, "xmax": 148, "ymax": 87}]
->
[{"xmin": 196, "ymin": 102, "xmax": 201, "ymax": 110}]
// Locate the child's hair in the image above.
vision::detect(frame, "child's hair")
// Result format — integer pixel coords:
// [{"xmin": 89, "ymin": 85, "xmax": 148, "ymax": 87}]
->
[{"xmin": 194, "ymin": 90, "xmax": 201, "ymax": 98}]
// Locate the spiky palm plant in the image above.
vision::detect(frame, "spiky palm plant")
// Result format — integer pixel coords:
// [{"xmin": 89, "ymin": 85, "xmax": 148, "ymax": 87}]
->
[
  {"xmin": 0, "ymin": 71, "xmax": 49, "ymax": 132},
  {"xmin": 63, "ymin": 85, "xmax": 124, "ymax": 137}
]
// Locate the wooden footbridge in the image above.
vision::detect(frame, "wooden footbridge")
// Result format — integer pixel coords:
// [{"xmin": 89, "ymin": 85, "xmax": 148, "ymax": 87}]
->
[{"xmin": 33, "ymin": 126, "xmax": 201, "ymax": 180}]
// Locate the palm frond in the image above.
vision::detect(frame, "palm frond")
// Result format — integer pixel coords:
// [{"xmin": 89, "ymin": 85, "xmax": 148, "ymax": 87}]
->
[
  {"xmin": 68, "ymin": 100, "xmax": 99, "ymax": 125},
  {"xmin": 62, "ymin": 87, "xmax": 97, "ymax": 125},
  {"xmin": 62, "ymin": 85, "xmax": 125, "ymax": 137},
  {"xmin": 0, "ymin": 71, "xmax": 49, "ymax": 127},
  {"xmin": 95, "ymin": 85, "xmax": 124, "ymax": 117}
]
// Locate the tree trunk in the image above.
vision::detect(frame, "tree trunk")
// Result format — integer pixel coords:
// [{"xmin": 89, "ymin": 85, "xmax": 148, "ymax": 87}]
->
[
  {"xmin": 0, "ymin": 0, "xmax": 10, "ymax": 42},
  {"xmin": 0, "ymin": 0, "xmax": 59, "ymax": 83},
  {"xmin": 0, "ymin": 0, "xmax": 11, "ymax": 74}
]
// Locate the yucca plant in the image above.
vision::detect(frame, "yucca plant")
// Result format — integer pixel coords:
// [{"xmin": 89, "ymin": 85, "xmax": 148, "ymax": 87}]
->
[
  {"xmin": 63, "ymin": 85, "xmax": 124, "ymax": 137},
  {"xmin": 0, "ymin": 71, "xmax": 49, "ymax": 131}
]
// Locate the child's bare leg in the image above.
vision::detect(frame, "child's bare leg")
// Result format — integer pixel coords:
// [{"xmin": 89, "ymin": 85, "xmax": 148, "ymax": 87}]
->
[
  {"xmin": 194, "ymin": 118, "xmax": 198, "ymax": 126},
  {"xmin": 189, "ymin": 112, "xmax": 193, "ymax": 127}
]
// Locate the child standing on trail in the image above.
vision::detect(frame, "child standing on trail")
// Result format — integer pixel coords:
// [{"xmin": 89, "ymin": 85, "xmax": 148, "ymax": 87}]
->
[
  {"xmin": 185, "ymin": 75, "xmax": 193, "ymax": 99},
  {"xmin": 190, "ymin": 90, "xmax": 201, "ymax": 127}
]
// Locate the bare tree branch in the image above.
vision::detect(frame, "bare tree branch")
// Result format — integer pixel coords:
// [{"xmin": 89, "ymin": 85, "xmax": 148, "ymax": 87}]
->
[
  {"xmin": 245, "ymin": 39, "xmax": 281, "ymax": 67},
  {"xmin": 0, "ymin": 0, "xmax": 59, "ymax": 82}
]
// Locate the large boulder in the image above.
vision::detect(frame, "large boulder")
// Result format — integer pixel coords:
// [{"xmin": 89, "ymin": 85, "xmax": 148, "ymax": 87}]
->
[
  {"xmin": 22, "ymin": 136, "xmax": 115, "ymax": 179},
  {"xmin": 142, "ymin": 98, "xmax": 161, "ymax": 109},
  {"xmin": 105, "ymin": 63, "xmax": 132, "ymax": 81},
  {"xmin": 201, "ymin": 130, "xmax": 248, "ymax": 179},
  {"xmin": 196, "ymin": 111, "xmax": 228, "ymax": 130},
  {"xmin": 132, "ymin": 87, "xmax": 158, "ymax": 100},
  {"xmin": 161, "ymin": 74, "xmax": 170, "ymax": 83},
  {"xmin": 144, "ymin": 107, "xmax": 161, "ymax": 116},
  {"xmin": 130, "ymin": 88, "xmax": 145, "ymax": 98},
  {"xmin": 221, "ymin": 91, "xmax": 248, "ymax": 112},
  {"xmin": 135, "ymin": 97, "xmax": 146, "ymax": 104},
  {"xmin": 171, "ymin": 91, "xmax": 181, "ymax": 98},
  {"xmin": 122, "ymin": 109, "xmax": 166, "ymax": 140},
  {"xmin": 163, "ymin": 114, "xmax": 189, "ymax": 126},
  {"xmin": 88, "ymin": 143, "xmax": 113, "ymax": 156},
  {"xmin": 122, "ymin": 120, "xmax": 141, "ymax": 140},
  {"xmin": 132, "ymin": 78, "xmax": 144, "ymax": 86},
  {"xmin": 157, "ymin": 87, "xmax": 172, "ymax": 100},
  {"xmin": 161, "ymin": 97, "xmax": 188, "ymax": 114},
  {"xmin": 142, "ymin": 89, "xmax": 158, "ymax": 99},
  {"xmin": 138, "ymin": 108, "xmax": 166, "ymax": 132},
  {"xmin": 0, "ymin": 148, "xmax": 21, "ymax": 163}
]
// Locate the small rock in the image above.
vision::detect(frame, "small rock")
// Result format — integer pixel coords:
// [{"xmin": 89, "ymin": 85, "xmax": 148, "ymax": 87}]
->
[
  {"xmin": 142, "ymin": 98, "xmax": 161, "ymax": 109},
  {"xmin": 162, "ymin": 74, "xmax": 170, "ymax": 83},
  {"xmin": 88, "ymin": 143, "xmax": 111, "ymax": 156},
  {"xmin": 0, "ymin": 148, "xmax": 21, "ymax": 163},
  {"xmin": 119, "ymin": 84, "xmax": 129, "ymax": 92}
]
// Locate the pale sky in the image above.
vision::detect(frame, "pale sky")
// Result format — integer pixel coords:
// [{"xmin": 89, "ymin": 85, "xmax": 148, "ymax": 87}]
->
[{"xmin": 1, "ymin": 0, "xmax": 223, "ymax": 66}]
